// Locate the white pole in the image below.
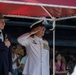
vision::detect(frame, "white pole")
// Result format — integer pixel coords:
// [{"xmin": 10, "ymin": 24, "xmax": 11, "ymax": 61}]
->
[
  {"xmin": 52, "ymin": 18, "xmax": 56, "ymax": 75},
  {"xmin": 4, "ymin": 14, "xmax": 53, "ymax": 21},
  {"xmin": 40, "ymin": 6, "xmax": 54, "ymax": 19},
  {"xmin": 56, "ymin": 15, "xmax": 76, "ymax": 21}
]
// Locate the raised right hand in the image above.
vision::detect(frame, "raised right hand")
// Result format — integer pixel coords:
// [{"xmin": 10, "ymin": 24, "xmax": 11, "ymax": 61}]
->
[{"xmin": 29, "ymin": 26, "xmax": 41, "ymax": 35}]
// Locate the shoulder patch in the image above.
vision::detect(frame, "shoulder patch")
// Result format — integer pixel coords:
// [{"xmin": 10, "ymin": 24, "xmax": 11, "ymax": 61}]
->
[
  {"xmin": 43, "ymin": 39, "xmax": 47, "ymax": 42},
  {"xmin": 30, "ymin": 35, "xmax": 34, "ymax": 38}
]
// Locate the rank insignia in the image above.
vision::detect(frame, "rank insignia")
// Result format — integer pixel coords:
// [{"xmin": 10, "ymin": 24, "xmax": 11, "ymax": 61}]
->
[{"xmin": 32, "ymin": 40, "xmax": 37, "ymax": 44}]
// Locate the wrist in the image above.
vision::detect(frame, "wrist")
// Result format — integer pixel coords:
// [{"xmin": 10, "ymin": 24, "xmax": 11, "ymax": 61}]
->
[{"xmin": 29, "ymin": 32, "xmax": 33, "ymax": 35}]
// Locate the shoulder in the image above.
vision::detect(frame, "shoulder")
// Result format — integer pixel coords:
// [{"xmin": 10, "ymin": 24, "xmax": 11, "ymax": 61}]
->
[
  {"xmin": 43, "ymin": 38, "xmax": 48, "ymax": 42},
  {"xmin": 29, "ymin": 36, "xmax": 34, "ymax": 41},
  {"xmin": 43, "ymin": 38, "xmax": 48, "ymax": 44},
  {"xmin": 29, "ymin": 35, "xmax": 34, "ymax": 38}
]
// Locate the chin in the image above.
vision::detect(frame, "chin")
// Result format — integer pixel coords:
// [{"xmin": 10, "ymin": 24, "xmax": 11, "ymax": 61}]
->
[
  {"xmin": 2, "ymin": 27, "xmax": 4, "ymax": 29},
  {"xmin": 42, "ymin": 34, "xmax": 44, "ymax": 37}
]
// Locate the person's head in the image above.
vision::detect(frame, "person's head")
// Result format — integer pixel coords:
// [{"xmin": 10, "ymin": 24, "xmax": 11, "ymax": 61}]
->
[
  {"xmin": 12, "ymin": 45, "xmax": 17, "ymax": 53},
  {"xmin": 0, "ymin": 13, "xmax": 8, "ymax": 30},
  {"xmin": 55, "ymin": 53, "xmax": 62, "ymax": 62},
  {"xmin": 70, "ymin": 55, "xmax": 76, "ymax": 61},
  {"xmin": 30, "ymin": 20, "xmax": 46, "ymax": 37},
  {"xmin": 17, "ymin": 44, "xmax": 22, "ymax": 49}
]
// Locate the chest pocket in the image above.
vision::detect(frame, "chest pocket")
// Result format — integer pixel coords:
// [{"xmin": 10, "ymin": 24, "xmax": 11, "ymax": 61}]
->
[{"xmin": 43, "ymin": 43, "xmax": 49, "ymax": 51}]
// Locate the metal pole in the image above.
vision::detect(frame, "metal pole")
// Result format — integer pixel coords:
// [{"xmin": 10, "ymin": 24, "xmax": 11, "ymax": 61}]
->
[
  {"xmin": 41, "ymin": 6, "xmax": 54, "ymax": 19},
  {"xmin": 4, "ymin": 14, "xmax": 53, "ymax": 21},
  {"xmin": 52, "ymin": 19, "xmax": 56, "ymax": 75}
]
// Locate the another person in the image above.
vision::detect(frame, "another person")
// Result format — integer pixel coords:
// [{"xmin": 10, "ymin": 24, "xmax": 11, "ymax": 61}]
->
[
  {"xmin": 20, "ymin": 55, "xmax": 27, "ymax": 70},
  {"xmin": 0, "ymin": 13, "xmax": 12, "ymax": 75},
  {"xmin": 67, "ymin": 55, "xmax": 76, "ymax": 74},
  {"xmin": 17, "ymin": 20, "xmax": 50, "ymax": 75},
  {"xmin": 55, "ymin": 53, "xmax": 66, "ymax": 75},
  {"xmin": 12, "ymin": 45, "xmax": 18, "ymax": 75},
  {"xmin": 15, "ymin": 44, "xmax": 24, "ymax": 57}
]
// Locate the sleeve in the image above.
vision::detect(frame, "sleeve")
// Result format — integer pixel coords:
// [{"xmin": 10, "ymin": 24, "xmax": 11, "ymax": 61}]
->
[
  {"xmin": 20, "ymin": 57, "xmax": 24, "ymax": 64},
  {"xmin": 8, "ymin": 46, "xmax": 12, "ymax": 73},
  {"xmin": 17, "ymin": 33, "xmax": 32, "ymax": 46},
  {"xmin": 7, "ymin": 35, "xmax": 12, "ymax": 73},
  {"xmin": 0, "ymin": 41, "xmax": 8, "ymax": 51}
]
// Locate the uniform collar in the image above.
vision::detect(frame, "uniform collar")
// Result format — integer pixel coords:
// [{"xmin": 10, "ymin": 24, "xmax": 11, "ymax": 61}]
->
[
  {"xmin": 34, "ymin": 35, "xmax": 42, "ymax": 41},
  {"xmin": 0, "ymin": 30, "xmax": 2, "ymax": 32}
]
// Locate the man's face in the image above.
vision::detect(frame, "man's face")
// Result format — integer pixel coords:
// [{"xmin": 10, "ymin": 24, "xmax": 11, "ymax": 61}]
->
[
  {"xmin": 36, "ymin": 26, "xmax": 46, "ymax": 37},
  {"xmin": 0, "ymin": 19, "xmax": 5, "ymax": 30}
]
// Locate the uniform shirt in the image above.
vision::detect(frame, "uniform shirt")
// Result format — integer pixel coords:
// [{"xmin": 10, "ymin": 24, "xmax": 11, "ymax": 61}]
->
[
  {"xmin": 0, "ymin": 30, "xmax": 4, "ymax": 42},
  {"xmin": 17, "ymin": 33, "xmax": 50, "ymax": 75}
]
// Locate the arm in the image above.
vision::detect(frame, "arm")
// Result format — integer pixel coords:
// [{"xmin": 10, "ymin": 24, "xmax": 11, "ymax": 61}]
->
[
  {"xmin": 17, "ymin": 33, "xmax": 32, "ymax": 46},
  {"xmin": 7, "ymin": 36, "xmax": 12, "ymax": 74},
  {"xmin": 8, "ymin": 46, "xmax": 12, "ymax": 73},
  {"xmin": 17, "ymin": 27, "xmax": 41, "ymax": 46},
  {"xmin": 0, "ymin": 37, "xmax": 11, "ymax": 51},
  {"xmin": 0, "ymin": 42, "xmax": 7, "ymax": 50}
]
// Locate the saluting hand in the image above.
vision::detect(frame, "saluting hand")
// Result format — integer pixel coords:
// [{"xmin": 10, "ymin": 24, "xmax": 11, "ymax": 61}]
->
[
  {"xmin": 29, "ymin": 26, "xmax": 41, "ymax": 35},
  {"xmin": 4, "ymin": 39, "xmax": 11, "ymax": 48}
]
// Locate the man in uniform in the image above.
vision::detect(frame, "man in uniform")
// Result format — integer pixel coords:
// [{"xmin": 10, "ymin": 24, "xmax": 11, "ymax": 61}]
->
[
  {"xmin": 17, "ymin": 20, "xmax": 50, "ymax": 75},
  {"xmin": 0, "ymin": 13, "xmax": 12, "ymax": 75}
]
